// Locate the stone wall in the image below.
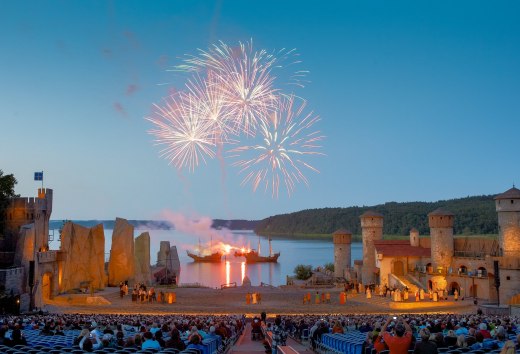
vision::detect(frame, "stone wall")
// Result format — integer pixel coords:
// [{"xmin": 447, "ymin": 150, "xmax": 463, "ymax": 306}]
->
[
  {"xmin": 59, "ymin": 222, "xmax": 106, "ymax": 292},
  {"xmin": 14, "ymin": 225, "xmax": 35, "ymax": 270},
  {"xmin": 0, "ymin": 267, "xmax": 25, "ymax": 295}
]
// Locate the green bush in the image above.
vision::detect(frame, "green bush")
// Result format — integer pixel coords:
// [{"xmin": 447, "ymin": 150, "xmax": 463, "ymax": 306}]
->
[
  {"xmin": 294, "ymin": 264, "xmax": 313, "ymax": 280},
  {"xmin": 324, "ymin": 262, "xmax": 334, "ymax": 272}
]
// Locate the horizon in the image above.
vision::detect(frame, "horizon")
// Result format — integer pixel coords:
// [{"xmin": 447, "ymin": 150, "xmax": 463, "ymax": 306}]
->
[
  {"xmin": 2, "ymin": 1, "xmax": 519, "ymax": 221},
  {"xmin": 44, "ymin": 191, "xmax": 499, "ymax": 222}
]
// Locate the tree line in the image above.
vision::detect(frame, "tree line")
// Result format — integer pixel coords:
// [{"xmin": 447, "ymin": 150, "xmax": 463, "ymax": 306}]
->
[{"xmin": 255, "ymin": 195, "xmax": 498, "ymax": 236}]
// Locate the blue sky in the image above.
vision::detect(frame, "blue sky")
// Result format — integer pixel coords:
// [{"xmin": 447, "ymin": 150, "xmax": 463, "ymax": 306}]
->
[{"xmin": 1, "ymin": 1, "xmax": 519, "ymax": 221}]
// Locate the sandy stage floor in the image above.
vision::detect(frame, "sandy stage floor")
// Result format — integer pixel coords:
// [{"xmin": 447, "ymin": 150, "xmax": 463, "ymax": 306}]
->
[{"xmin": 44, "ymin": 285, "xmax": 477, "ymax": 316}]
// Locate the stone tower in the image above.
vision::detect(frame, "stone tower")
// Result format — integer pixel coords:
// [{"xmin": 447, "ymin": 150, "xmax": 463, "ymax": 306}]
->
[
  {"xmin": 360, "ymin": 211, "xmax": 383, "ymax": 285},
  {"xmin": 410, "ymin": 228, "xmax": 420, "ymax": 247},
  {"xmin": 333, "ymin": 229, "xmax": 352, "ymax": 278},
  {"xmin": 4, "ymin": 188, "xmax": 53, "ymax": 252},
  {"xmin": 494, "ymin": 186, "xmax": 520, "ymax": 257},
  {"xmin": 428, "ymin": 208, "xmax": 454, "ymax": 271}
]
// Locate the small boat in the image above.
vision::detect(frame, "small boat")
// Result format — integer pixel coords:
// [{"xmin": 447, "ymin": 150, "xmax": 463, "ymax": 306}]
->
[
  {"xmin": 186, "ymin": 250, "xmax": 222, "ymax": 262},
  {"xmin": 187, "ymin": 238, "xmax": 222, "ymax": 262},
  {"xmin": 243, "ymin": 236, "xmax": 280, "ymax": 263},
  {"xmin": 243, "ymin": 250, "xmax": 280, "ymax": 263}
]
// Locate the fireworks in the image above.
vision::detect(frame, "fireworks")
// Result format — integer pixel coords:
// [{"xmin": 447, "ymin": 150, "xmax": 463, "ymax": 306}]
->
[
  {"xmin": 229, "ymin": 95, "xmax": 324, "ymax": 197},
  {"xmin": 146, "ymin": 40, "xmax": 324, "ymax": 197},
  {"xmin": 146, "ymin": 92, "xmax": 216, "ymax": 172},
  {"xmin": 176, "ymin": 40, "xmax": 280, "ymax": 136}
]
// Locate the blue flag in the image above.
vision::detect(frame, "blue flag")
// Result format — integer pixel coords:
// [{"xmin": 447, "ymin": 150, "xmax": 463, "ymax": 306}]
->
[{"xmin": 34, "ymin": 172, "xmax": 43, "ymax": 181}]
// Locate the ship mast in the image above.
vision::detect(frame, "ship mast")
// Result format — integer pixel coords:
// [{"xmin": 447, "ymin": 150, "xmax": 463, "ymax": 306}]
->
[
  {"xmin": 269, "ymin": 236, "xmax": 273, "ymax": 257},
  {"xmin": 257, "ymin": 236, "xmax": 261, "ymax": 255}
]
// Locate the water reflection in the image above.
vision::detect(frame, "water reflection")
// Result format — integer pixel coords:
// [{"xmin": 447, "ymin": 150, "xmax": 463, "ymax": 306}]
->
[
  {"xmin": 50, "ymin": 228, "xmax": 363, "ymax": 288},
  {"xmin": 183, "ymin": 258, "xmax": 283, "ymax": 288}
]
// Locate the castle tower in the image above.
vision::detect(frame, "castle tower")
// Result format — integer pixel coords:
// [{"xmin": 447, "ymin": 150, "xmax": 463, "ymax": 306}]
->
[
  {"xmin": 428, "ymin": 208, "xmax": 454, "ymax": 272},
  {"xmin": 333, "ymin": 229, "xmax": 352, "ymax": 278},
  {"xmin": 494, "ymin": 186, "xmax": 520, "ymax": 257},
  {"xmin": 410, "ymin": 228, "xmax": 420, "ymax": 247},
  {"xmin": 360, "ymin": 211, "xmax": 383, "ymax": 285},
  {"xmin": 5, "ymin": 188, "xmax": 53, "ymax": 252}
]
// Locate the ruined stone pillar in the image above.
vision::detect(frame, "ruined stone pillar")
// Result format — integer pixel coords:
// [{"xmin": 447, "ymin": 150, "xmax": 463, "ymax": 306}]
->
[
  {"xmin": 107, "ymin": 218, "xmax": 135, "ymax": 286},
  {"xmin": 134, "ymin": 232, "xmax": 152, "ymax": 285}
]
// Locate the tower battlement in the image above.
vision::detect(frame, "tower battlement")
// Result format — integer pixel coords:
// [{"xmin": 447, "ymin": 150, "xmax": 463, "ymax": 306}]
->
[
  {"xmin": 333, "ymin": 229, "xmax": 352, "ymax": 244},
  {"xmin": 428, "ymin": 208, "xmax": 454, "ymax": 228}
]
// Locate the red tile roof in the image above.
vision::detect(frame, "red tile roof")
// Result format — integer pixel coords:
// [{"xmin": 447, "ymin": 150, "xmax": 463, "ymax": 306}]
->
[{"xmin": 374, "ymin": 240, "xmax": 431, "ymax": 257}]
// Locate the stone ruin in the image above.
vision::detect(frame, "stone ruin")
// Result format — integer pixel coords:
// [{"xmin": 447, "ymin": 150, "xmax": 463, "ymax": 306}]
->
[
  {"xmin": 154, "ymin": 241, "xmax": 181, "ymax": 284},
  {"xmin": 60, "ymin": 223, "xmax": 106, "ymax": 292},
  {"xmin": 107, "ymin": 218, "xmax": 135, "ymax": 286},
  {"xmin": 58, "ymin": 218, "xmax": 169, "ymax": 294},
  {"xmin": 134, "ymin": 232, "xmax": 152, "ymax": 285}
]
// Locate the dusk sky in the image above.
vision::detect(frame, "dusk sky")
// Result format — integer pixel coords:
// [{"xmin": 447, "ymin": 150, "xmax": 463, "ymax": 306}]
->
[{"xmin": 2, "ymin": 1, "xmax": 519, "ymax": 222}]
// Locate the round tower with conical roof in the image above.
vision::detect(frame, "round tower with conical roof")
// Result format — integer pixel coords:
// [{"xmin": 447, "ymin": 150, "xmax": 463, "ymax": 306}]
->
[
  {"xmin": 410, "ymin": 228, "xmax": 420, "ymax": 247},
  {"xmin": 494, "ymin": 186, "xmax": 520, "ymax": 257},
  {"xmin": 360, "ymin": 211, "xmax": 383, "ymax": 285},
  {"xmin": 333, "ymin": 229, "xmax": 352, "ymax": 278},
  {"xmin": 428, "ymin": 208, "xmax": 454, "ymax": 272}
]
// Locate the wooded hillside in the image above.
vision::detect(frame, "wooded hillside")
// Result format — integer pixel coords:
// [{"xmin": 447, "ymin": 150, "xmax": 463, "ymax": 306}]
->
[{"xmin": 255, "ymin": 195, "xmax": 497, "ymax": 236}]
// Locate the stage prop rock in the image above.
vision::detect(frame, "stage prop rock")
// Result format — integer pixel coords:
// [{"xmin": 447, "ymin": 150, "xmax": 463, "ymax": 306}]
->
[
  {"xmin": 167, "ymin": 246, "xmax": 181, "ymax": 278},
  {"xmin": 242, "ymin": 276, "xmax": 251, "ymax": 287},
  {"xmin": 59, "ymin": 222, "xmax": 106, "ymax": 292},
  {"xmin": 134, "ymin": 232, "xmax": 152, "ymax": 285},
  {"xmin": 107, "ymin": 218, "xmax": 135, "ymax": 286},
  {"xmin": 157, "ymin": 241, "xmax": 171, "ymax": 267}
]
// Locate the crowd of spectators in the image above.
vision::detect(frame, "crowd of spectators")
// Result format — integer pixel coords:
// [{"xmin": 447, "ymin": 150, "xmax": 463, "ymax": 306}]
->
[
  {"xmin": 269, "ymin": 313, "xmax": 520, "ymax": 353},
  {"xmin": 0, "ymin": 313, "xmax": 244, "ymax": 353},
  {"xmin": 2, "ymin": 311, "xmax": 520, "ymax": 353}
]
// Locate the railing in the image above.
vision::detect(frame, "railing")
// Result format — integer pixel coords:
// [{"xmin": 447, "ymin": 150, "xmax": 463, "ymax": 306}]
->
[
  {"xmin": 453, "ymin": 251, "xmax": 487, "ymax": 259},
  {"xmin": 414, "ymin": 266, "xmax": 489, "ymax": 278}
]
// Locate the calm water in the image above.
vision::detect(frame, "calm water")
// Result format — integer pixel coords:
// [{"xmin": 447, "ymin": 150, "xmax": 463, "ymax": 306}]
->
[{"xmin": 49, "ymin": 229, "xmax": 362, "ymax": 288}]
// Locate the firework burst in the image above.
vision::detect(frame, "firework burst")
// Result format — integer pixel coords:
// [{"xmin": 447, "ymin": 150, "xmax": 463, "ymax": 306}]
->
[
  {"xmin": 147, "ymin": 40, "xmax": 324, "ymax": 196},
  {"xmin": 175, "ymin": 40, "xmax": 306, "ymax": 136},
  {"xmin": 184, "ymin": 73, "xmax": 234, "ymax": 144},
  {"xmin": 146, "ymin": 92, "xmax": 216, "ymax": 172},
  {"xmin": 229, "ymin": 95, "xmax": 324, "ymax": 198}
]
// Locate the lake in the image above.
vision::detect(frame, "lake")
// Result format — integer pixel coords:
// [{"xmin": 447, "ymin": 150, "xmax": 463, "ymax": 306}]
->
[{"xmin": 49, "ymin": 229, "xmax": 362, "ymax": 288}]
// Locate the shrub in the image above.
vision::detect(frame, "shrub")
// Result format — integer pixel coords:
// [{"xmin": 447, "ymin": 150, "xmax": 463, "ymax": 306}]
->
[{"xmin": 294, "ymin": 264, "xmax": 312, "ymax": 280}]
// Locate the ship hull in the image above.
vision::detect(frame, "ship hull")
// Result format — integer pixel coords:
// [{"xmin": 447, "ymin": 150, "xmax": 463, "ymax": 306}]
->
[
  {"xmin": 243, "ymin": 252, "xmax": 280, "ymax": 263},
  {"xmin": 186, "ymin": 251, "xmax": 222, "ymax": 262}
]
